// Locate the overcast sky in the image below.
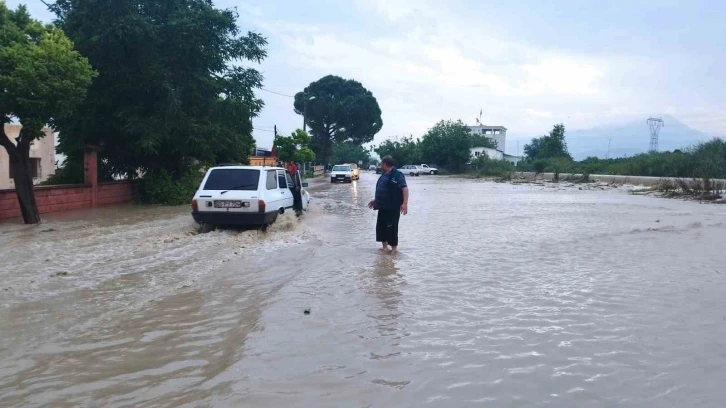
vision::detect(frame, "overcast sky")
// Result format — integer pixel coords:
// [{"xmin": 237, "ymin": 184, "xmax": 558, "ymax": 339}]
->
[{"xmin": 9, "ymin": 0, "xmax": 726, "ymax": 151}]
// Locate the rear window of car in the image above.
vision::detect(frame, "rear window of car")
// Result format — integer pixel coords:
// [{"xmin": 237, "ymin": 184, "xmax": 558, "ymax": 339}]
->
[
  {"xmin": 333, "ymin": 165, "xmax": 350, "ymax": 171},
  {"xmin": 203, "ymin": 169, "xmax": 260, "ymax": 191}
]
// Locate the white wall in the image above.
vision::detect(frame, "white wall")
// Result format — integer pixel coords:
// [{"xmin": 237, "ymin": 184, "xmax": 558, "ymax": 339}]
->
[
  {"xmin": 471, "ymin": 147, "xmax": 503, "ymax": 161},
  {"xmin": 468, "ymin": 125, "xmax": 507, "ymax": 154}
]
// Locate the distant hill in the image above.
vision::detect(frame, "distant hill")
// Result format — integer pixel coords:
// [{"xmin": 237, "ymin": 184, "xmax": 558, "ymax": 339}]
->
[{"xmin": 507, "ymin": 115, "xmax": 714, "ymax": 161}]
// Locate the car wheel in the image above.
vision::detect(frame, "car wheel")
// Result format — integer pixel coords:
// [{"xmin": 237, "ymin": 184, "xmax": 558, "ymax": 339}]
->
[
  {"xmin": 199, "ymin": 223, "xmax": 216, "ymax": 234},
  {"xmin": 430, "ymin": 170, "xmax": 435, "ymax": 175},
  {"xmin": 278, "ymin": 207, "xmax": 285, "ymax": 215},
  {"xmin": 410, "ymin": 172, "xmax": 415, "ymax": 176}
]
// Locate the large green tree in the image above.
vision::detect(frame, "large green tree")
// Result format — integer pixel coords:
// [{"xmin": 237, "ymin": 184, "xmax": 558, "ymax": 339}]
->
[
  {"xmin": 294, "ymin": 75, "xmax": 382, "ymax": 164},
  {"xmin": 524, "ymin": 124, "xmax": 571, "ymax": 161},
  {"xmin": 0, "ymin": 3, "xmax": 95, "ymax": 224},
  {"xmin": 374, "ymin": 136, "xmax": 420, "ymax": 167},
  {"xmin": 419, "ymin": 120, "xmax": 473, "ymax": 172},
  {"xmin": 49, "ymin": 0, "xmax": 266, "ymax": 181}
]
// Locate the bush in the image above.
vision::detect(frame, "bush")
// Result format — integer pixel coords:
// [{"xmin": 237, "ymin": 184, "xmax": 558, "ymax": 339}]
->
[
  {"xmin": 41, "ymin": 160, "xmax": 85, "ymax": 185},
  {"xmin": 469, "ymin": 156, "xmax": 515, "ymax": 177},
  {"xmin": 138, "ymin": 167, "xmax": 204, "ymax": 205}
]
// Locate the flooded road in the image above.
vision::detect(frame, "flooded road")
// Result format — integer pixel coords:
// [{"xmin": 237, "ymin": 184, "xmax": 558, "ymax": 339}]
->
[{"xmin": 1, "ymin": 172, "xmax": 725, "ymax": 407}]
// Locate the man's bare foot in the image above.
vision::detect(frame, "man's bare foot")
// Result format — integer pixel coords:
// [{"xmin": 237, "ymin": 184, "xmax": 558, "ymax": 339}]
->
[
  {"xmin": 380, "ymin": 244, "xmax": 390, "ymax": 252},
  {"xmin": 390, "ymin": 247, "xmax": 398, "ymax": 255}
]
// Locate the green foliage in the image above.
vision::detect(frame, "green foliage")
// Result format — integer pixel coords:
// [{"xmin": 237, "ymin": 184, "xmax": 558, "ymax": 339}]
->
[
  {"xmin": 524, "ymin": 124, "xmax": 572, "ymax": 161},
  {"xmin": 374, "ymin": 136, "xmax": 420, "ymax": 167},
  {"xmin": 138, "ymin": 167, "xmax": 204, "ymax": 205},
  {"xmin": 294, "ymin": 75, "xmax": 382, "ymax": 163},
  {"xmin": 0, "ymin": 3, "xmax": 96, "ymax": 135},
  {"xmin": 41, "ymin": 160, "xmax": 84, "ymax": 185},
  {"xmin": 330, "ymin": 142, "xmax": 371, "ymax": 165},
  {"xmin": 519, "ymin": 138, "xmax": 726, "ymax": 180},
  {"xmin": 50, "ymin": 0, "xmax": 265, "ymax": 179},
  {"xmin": 470, "ymin": 134, "xmax": 498, "ymax": 149},
  {"xmin": 296, "ymin": 147, "xmax": 316, "ymax": 164},
  {"xmin": 469, "ymin": 155, "xmax": 515, "ymax": 177},
  {"xmin": 274, "ymin": 129, "xmax": 314, "ymax": 163},
  {"xmin": 419, "ymin": 120, "xmax": 473, "ymax": 173}
]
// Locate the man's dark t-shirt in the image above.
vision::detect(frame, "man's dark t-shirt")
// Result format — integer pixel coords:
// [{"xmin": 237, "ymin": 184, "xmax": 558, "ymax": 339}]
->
[{"xmin": 374, "ymin": 169, "xmax": 407, "ymax": 210}]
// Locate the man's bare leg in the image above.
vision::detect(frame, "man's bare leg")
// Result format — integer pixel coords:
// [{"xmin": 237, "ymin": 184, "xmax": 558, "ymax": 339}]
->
[
  {"xmin": 390, "ymin": 246, "xmax": 398, "ymax": 255},
  {"xmin": 380, "ymin": 242, "xmax": 390, "ymax": 252}
]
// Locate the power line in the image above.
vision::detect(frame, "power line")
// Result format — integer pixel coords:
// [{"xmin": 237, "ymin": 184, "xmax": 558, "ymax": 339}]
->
[
  {"xmin": 253, "ymin": 127, "xmax": 275, "ymax": 133},
  {"xmin": 260, "ymin": 88, "xmax": 295, "ymax": 98}
]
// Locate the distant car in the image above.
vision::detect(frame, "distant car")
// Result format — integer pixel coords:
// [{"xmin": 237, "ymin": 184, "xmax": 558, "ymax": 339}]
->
[
  {"xmin": 401, "ymin": 165, "xmax": 421, "ymax": 176},
  {"xmin": 375, "ymin": 166, "xmax": 383, "ymax": 174},
  {"xmin": 368, "ymin": 165, "xmax": 376, "ymax": 171},
  {"xmin": 343, "ymin": 163, "xmax": 360, "ymax": 180},
  {"xmin": 331, "ymin": 164, "xmax": 354, "ymax": 183},
  {"xmin": 420, "ymin": 164, "xmax": 438, "ymax": 175}
]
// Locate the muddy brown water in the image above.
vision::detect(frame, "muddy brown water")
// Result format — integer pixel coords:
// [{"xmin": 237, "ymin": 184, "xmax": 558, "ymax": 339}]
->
[{"xmin": 1, "ymin": 172, "xmax": 725, "ymax": 407}]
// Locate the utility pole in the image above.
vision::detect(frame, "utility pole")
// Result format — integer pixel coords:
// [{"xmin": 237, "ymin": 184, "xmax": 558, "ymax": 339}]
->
[
  {"xmin": 647, "ymin": 117, "xmax": 664, "ymax": 152},
  {"xmin": 274, "ymin": 125, "xmax": 277, "ymax": 138}
]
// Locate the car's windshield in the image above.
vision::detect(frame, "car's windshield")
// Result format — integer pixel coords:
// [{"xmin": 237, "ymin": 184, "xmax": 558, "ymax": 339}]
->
[
  {"xmin": 203, "ymin": 169, "xmax": 260, "ymax": 191},
  {"xmin": 332, "ymin": 165, "xmax": 350, "ymax": 171}
]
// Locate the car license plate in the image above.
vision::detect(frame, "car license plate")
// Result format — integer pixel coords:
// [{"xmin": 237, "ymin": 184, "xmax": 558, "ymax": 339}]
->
[{"xmin": 214, "ymin": 200, "xmax": 243, "ymax": 208}]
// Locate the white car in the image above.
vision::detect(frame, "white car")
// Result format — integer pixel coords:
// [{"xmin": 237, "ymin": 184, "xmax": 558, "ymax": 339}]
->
[
  {"xmin": 420, "ymin": 164, "xmax": 438, "ymax": 175},
  {"xmin": 331, "ymin": 164, "xmax": 354, "ymax": 183},
  {"xmin": 192, "ymin": 165, "xmax": 310, "ymax": 229},
  {"xmin": 401, "ymin": 165, "xmax": 421, "ymax": 176}
]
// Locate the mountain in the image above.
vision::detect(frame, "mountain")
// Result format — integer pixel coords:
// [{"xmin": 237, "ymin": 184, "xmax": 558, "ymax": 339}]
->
[{"xmin": 507, "ymin": 115, "xmax": 714, "ymax": 161}]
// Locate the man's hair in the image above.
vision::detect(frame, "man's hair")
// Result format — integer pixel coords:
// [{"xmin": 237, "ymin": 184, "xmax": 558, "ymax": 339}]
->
[{"xmin": 381, "ymin": 156, "xmax": 396, "ymax": 167}]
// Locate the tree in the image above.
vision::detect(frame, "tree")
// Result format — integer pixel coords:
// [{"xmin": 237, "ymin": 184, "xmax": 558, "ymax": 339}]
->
[
  {"xmin": 374, "ymin": 136, "xmax": 420, "ymax": 167},
  {"xmin": 330, "ymin": 142, "xmax": 371, "ymax": 165},
  {"xmin": 470, "ymin": 134, "xmax": 498, "ymax": 149},
  {"xmin": 419, "ymin": 120, "xmax": 473, "ymax": 172},
  {"xmin": 0, "ymin": 4, "xmax": 95, "ymax": 224},
  {"xmin": 274, "ymin": 129, "xmax": 315, "ymax": 163},
  {"xmin": 49, "ymin": 0, "xmax": 266, "ymax": 183},
  {"xmin": 294, "ymin": 75, "xmax": 382, "ymax": 164},
  {"xmin": 524, "ymin": 124, "xmax": 572, "ymax": 161}
]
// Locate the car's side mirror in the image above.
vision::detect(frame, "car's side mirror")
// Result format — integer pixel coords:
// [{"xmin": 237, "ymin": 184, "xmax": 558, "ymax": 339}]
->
[{"xmin": 302, "ymin": 182, "xmax": 309, "ymax": 188}]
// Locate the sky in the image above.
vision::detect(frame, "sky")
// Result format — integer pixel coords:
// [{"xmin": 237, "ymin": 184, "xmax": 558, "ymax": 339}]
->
[{"xmin": 7, "ymin": 0, "xmax": 726, "ymax": 155}]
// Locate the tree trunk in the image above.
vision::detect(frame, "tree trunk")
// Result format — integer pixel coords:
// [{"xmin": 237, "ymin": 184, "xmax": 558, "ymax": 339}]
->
[{"xmin": 0, "ymin": 128, "xmax": 41, "ymax": 224}]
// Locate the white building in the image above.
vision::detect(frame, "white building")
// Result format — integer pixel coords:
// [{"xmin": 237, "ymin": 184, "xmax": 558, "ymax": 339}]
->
[
  {"xmin": 468, "ymin": 124, "xmax": 522, "ymax": 165},
  {"xmin": 1, "ymin": 124, "xmax": 56, "ymax": 189}
]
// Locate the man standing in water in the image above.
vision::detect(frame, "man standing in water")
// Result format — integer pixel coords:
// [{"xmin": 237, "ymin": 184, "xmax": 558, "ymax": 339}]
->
[{"xmin": 368, "ymin": 156, "xmax": 409, "ymax": 255}]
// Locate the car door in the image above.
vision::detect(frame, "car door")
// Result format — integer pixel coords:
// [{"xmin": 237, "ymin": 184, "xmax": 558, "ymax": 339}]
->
[{"xmin": 275, "ymin": 170, "xmax": 294, "ymax": 211}]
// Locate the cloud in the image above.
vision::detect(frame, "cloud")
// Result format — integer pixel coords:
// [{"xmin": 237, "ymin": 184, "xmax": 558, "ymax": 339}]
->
[{"xmin": 240, "ymin": 0, "xmax": 723, "ymax": 148}]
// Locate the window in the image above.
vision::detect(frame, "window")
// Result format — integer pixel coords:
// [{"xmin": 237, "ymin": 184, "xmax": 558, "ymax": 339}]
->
[
  {"xmin": 266, "ymin": 170, "xmax": 277, "ymax": 190},
  {"xmin": 277, "ymin": 170, "xmax": 287, "ymax": 188},
  {"xmin": 8, "ymin": 158, "xmax": 40, "ymax": 179},
  {"xmin": 30, "ymin": 158, "xmax": 40, "ymax": 178},
  {"xmin": 203, "ymin": 169, "xmax": 260, "ymax": 190},
  {"xmin": 332, "ymin": 165, "xmax": 351, "ymax": 171},
  {"xmin": 285, "ymin": 171, "xmax": 294, "ymax": 187}
]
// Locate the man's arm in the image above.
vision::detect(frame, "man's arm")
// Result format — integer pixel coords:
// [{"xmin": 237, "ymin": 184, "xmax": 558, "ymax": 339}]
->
[{"xmin": 400, "ymin": 187, "xmax": 409, "ymax": 215}]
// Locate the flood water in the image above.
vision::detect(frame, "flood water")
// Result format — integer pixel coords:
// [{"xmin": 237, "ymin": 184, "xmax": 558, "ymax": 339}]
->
[{"xmin": 1, "ymin": 172, "xmax": 725, "ymax": 407}]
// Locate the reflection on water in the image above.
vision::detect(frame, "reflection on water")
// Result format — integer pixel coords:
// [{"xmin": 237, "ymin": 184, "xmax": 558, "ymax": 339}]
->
[{"xmin": 1, "ymin": 173, "xmax": 726, "ymax": 407}]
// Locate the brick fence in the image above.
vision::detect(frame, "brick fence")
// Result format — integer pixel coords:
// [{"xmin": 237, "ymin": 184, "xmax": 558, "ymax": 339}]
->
[
  {"xmin": 0, "ymin": 181, "xmax": 134, "ymax": 221},
  {"xmin": 0, "ymin": 148, "xmax": 135, "ymax": 221}
]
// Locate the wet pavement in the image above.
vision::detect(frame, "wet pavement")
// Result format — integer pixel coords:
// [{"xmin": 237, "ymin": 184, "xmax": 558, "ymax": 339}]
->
[{"xmin": 1, "ymin": 172, "xmax": 725, "ymax": 407}]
